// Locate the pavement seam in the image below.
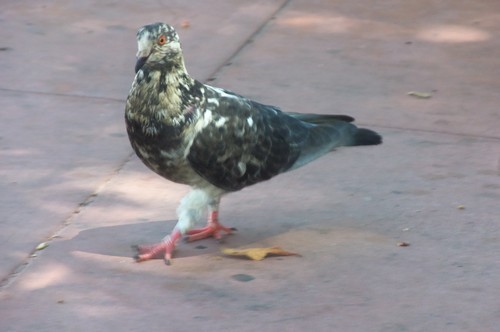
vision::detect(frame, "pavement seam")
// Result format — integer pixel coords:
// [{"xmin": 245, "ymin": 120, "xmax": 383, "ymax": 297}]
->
[
  {"xmin": 0, "ymin": 87, "xmax": 126, "ymax": 103},
  {"xmin": 204, "ymin": 0, "xmax": 292, "ymax": 82},
  {"xmin": 57, "ymin": 151, "xmax": 136, "ymax": 229},
  {"xmin": 358, "ymin": 123, "xmax": 500, "ymax": 141},
  {"xmin": 0, "ymin": 1, "xmax": 294, "ymax": 103},
  {"xmin": 0, "ymin": 151, "xmax": 135, "ymax": 291},
  {"xmin": 1, "ymin": 86, "xmax": 498, "ymax": 141}
]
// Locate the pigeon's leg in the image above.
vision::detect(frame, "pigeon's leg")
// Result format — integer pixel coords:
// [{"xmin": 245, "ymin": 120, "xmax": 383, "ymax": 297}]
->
[
  {"xmin": 185, "ymin": 202, "xmax": 235, "ymax": 242},
  {"xmin": 132, "ymin": 190, "xmax": 232, "ymax": 264},
  {"xmin": 133, "ymin": 230, "xmax": 181, "ymax": 265}
]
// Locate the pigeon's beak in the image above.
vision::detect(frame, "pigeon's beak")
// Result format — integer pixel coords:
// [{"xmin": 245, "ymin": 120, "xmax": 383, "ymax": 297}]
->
[
  {"xmin": 135, "ymin": 49, "xmax": 151, "ymax": 73},
  {"xmin": 135, "ymin": 56, "xmax": 148, "ymax": 73}
]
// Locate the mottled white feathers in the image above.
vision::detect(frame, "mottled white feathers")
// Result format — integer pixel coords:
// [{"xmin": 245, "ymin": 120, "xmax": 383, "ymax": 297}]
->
[{"xmin": 175, "ymin": 189, "xmax": 210, "ymax": 234}]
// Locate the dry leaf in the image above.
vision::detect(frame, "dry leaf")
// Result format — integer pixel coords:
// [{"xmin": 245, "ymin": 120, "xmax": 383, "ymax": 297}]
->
[
  {"xmin": 397, "ymin": 242, "xmax": 410, "ymax": 247},
  {"xmin": 407, "ymin": 91, "xmax": 432, "ymax": 99},
  {"xmin": 221, "ymin": 246, "xmax": 300, "ymax": 261}
]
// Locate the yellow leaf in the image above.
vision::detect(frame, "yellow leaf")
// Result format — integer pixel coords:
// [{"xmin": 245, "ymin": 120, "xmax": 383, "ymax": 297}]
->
[
  {"xmin": 221, "ymin": 247, "xmax": 300, "ymax": 261},
  {"xmin": 36, "ymin": 242, "xmax": 49, "ymax": 251}
]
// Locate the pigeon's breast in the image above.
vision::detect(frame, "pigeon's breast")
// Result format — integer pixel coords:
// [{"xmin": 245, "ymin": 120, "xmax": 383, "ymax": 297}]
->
[{"xmin": 125, "ymin": 114, "xmax": 198, "ymax": 184}]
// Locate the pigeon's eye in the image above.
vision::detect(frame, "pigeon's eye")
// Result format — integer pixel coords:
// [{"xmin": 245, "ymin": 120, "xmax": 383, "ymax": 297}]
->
[{"xmin": 157, "ymin": 35, "xmax": 167, "ymax": 45}]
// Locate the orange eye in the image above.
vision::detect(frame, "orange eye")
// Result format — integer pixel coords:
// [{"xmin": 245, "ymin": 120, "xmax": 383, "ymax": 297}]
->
[{"xmin": 157, "ymin": 35, "xmax": 167, "ymax": 45}]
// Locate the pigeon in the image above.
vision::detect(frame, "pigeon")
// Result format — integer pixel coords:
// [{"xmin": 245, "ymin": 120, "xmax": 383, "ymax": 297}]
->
[{"xmin": 125, "ymin": 22, "xmax": 382, "ymax": 265}]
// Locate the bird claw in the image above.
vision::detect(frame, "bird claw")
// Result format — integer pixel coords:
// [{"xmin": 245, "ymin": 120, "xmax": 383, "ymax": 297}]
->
[
  {"xmin": 131, "ymin": 219, "xmax": 236, "ymax": 264},
  {"xmin": 132, "ymin": 230, "xmax": 181, "ymax": 264},
  {"xmin": 185, "ymin": 221, "xmax": 235, "ymax": 242}
]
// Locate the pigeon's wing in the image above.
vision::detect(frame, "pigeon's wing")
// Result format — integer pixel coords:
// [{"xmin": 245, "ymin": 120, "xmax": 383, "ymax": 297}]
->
[
  {"xmin": 186, "ymin": 87, "xmax": 350, "ymax": 191},
  {"xmin": 187, "ymin": 102, "xmax": 300, "ymax": 191}
]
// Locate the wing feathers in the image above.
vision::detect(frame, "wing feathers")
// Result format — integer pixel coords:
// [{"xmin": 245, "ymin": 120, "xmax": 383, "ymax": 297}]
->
[
  {"xmin": 187, "ymin": 88, "xmax": 377, "ymax": 191},
  {"xmin": 187, "ymin": 100, "xmax": 302, "ymax": 191}
]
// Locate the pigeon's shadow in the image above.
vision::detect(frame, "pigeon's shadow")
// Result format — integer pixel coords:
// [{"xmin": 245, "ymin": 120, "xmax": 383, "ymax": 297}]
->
[{"xmin": 65, "ymin": 219, "xmax": 285, "ymax": 261}]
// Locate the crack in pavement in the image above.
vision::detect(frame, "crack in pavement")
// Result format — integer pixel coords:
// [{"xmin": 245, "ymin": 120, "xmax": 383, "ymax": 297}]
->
[
  {"xmin": 0, "ymin": 151, "xmax": 135, "ymax": 290},
  {"xmin": 204, "ymin": 0, "xmax": 292, "ymax": 83}
]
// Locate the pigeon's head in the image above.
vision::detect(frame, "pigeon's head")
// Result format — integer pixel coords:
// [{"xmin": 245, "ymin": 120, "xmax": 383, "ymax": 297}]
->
[{"xmin": 134, "ymin": 23, "xmax": 182, "ymax": 73}]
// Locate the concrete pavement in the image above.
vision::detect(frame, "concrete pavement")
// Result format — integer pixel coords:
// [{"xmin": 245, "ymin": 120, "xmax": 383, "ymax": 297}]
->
[{"xmin": 1, "ymin": 0, "xmax": 499, "ymax": 331}]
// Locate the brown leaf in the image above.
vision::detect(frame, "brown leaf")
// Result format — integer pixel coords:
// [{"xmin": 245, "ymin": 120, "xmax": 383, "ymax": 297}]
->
[{"xmin": 221, "ymin": 246, "xmax": 300, "ymax": 261}]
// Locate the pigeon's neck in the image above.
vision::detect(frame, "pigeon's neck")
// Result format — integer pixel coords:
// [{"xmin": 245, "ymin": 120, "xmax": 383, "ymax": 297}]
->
[
  {"xmin": 158, "ymin": 63, "xmax": 205, "ymax": 117},
  {"xmin": 137, "ymin": 56, "xmax": 202, "ymax": 109}
]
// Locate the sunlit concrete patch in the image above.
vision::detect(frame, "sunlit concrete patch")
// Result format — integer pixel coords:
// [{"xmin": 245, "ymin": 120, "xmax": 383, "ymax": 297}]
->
[
  {"xmin": 277, "ymin": 11, "xmax": 408, "ymax": 38},
  {"xmin": 18, "ymin": 262, "xmax": 71, "ymax": 291},
  {"xmin": 416, "ymin": 25, "xmax": 490, "ymax": 43},
  {"xmin": 279, "ymin": 13, "xmax": 358, "ymax": 33},
  {"xmin": 71, "ymin": 250, "xmax": 131, "ymax": 263}
]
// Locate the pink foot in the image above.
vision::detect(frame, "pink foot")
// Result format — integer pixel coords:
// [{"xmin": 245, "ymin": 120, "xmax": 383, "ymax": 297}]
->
[
  {"xmin": 185, "ymin": 211, "xmax": 236, "ymax": 242},
  {"xmin": 133, "ymin": 230, "xmax": 181, "ymax": 265}
]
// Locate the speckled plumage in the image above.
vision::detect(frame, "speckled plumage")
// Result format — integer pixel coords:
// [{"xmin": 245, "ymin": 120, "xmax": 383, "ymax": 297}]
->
[{"xmin": 125, "ymin": 23, "xmax": 382, "ymax": 264}]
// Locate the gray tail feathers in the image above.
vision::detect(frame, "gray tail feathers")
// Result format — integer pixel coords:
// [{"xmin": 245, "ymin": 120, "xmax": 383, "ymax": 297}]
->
[
  {"xmin": 287, "ymin": 112, "xmax": 355, "ymax": 124},
  {"xmin": 287, "ymin": 112, "xmax": 382, "ymax": 146},
  {"xmin": 351, "ymin": 128, "xmax": 382, "ymax": 146},
  {"xmin": 287, "ymin": 118, "xmax": 382, "ymax": 171}
]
